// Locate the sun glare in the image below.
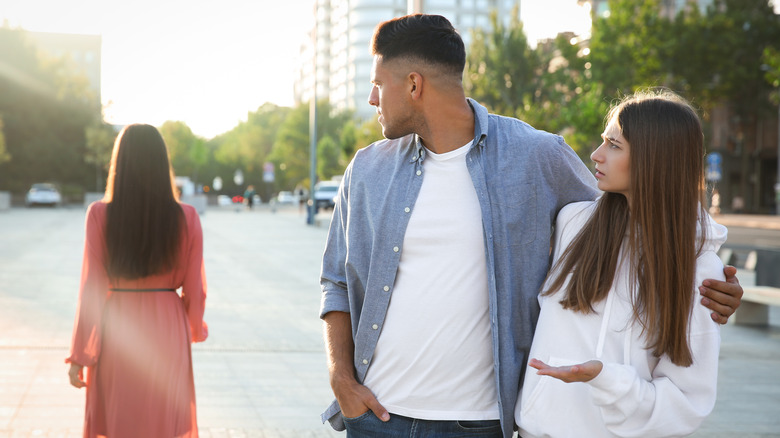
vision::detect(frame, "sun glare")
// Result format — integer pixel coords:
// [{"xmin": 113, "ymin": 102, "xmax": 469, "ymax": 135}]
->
[{"xmin": 2, "ymin": 0, "xmax": 314, "ymax": 138}]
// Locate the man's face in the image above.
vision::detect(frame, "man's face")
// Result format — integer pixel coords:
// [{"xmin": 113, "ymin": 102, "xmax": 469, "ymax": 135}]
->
[{"xmin": 368, "ymin": 55, "xmax": 416, "ymax": 139}]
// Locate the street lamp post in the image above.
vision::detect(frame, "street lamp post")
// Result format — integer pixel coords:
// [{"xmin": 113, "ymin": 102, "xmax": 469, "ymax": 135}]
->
[
  {"xmin": 307, "ymin": 2, "xmax": 318, "ymax": 225},
  {"xmin": 776, "ymin": 103, "xmax": 780, "ymax": 215}
]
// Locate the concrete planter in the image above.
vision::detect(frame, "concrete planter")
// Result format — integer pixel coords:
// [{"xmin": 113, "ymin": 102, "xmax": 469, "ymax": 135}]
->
[{"xmin": 0, "ymin": 191, "xmax": 10, "ymax": 211}]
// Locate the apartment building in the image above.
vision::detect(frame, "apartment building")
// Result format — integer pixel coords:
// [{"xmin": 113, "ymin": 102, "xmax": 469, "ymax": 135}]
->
[{"xmin": 295, "ymin": 0, "xmax": 519, "ymax": 121}]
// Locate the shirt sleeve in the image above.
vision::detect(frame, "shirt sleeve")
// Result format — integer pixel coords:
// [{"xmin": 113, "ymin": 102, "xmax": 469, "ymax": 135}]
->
[
  {"xmin": 584, "ymin": 250, "xmax": 724, "ymax": 437},
  {"xmin": 67, "ymin": 203, "xmax": 110, "ymax": 367},
  {"xmin": 319, "ymin": 164, "xmax": 352, "ymax": 319},
  {"xmin": 545, "ymin": 135, "xmax": 600, "ymax": 211},
  {"xmin": 181, "ymin": 205, "xmax": 208, "ymax": 343}
]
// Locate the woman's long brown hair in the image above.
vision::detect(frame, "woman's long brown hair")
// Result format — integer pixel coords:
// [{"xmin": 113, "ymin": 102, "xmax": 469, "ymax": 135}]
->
[
  {"xmin": 103, "ymin": 124, "xmax": 183, "ymax": 280},
  {"xmin": 544, "ymin": 90, "xmax": 707, "ymax": 366}
]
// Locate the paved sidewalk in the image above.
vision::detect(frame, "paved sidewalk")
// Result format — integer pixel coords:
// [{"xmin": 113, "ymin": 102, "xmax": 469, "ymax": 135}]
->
[
  {"xmin": 0, "ymin": 206, "xmax": 778, "ymax": 437},
  {"xmin": 714, "ymin": 213, "xmax": 780, "ymax": 231}
]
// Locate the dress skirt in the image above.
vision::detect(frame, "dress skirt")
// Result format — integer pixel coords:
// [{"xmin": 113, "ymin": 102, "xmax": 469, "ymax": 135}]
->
[{"xmin": 84, "ymin": 292, "xmax": 198, "ymax": 438}]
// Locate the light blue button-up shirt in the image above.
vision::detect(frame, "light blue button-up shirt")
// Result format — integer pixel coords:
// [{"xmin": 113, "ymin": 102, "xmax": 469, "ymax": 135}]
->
[{"xmin": 319, "ymin": 99, "xmax": 599, "ymax": 437}]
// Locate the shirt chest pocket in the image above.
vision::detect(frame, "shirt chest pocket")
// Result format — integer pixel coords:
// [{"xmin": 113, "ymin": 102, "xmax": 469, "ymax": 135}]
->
[{"xmin": 492, "ymin": 182, "xmax": 537, "ymax": 246}]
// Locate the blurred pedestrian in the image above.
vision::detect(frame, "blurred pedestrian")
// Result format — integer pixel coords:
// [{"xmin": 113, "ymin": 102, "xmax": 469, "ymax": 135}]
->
[
  {"xmin": 67, "ymin": 124, "xmax": 208, "ymax": 438},
  {"xmin": 244, "ymin": 185, "xmax": 257, "ymax": 209},
  {"xmin": 298, "ymin": 187, "xmax": 306, "ymax": 215},
  {"xmin": 517, "ymin": 90, "xmax": 726, "ymax": 437}
]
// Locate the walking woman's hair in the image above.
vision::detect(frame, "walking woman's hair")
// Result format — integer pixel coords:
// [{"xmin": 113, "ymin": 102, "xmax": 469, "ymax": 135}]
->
[
  {"xmin": 544, "ymin": 90, "xmax": 707, "ymax": 366},
  {"xmin": 103, "ymin": 124, "xmax": 183, "ymax": 280}
]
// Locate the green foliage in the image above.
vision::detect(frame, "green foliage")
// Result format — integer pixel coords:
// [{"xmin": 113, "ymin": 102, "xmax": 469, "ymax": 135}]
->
[
  {"xmin": 764, "ymin": 46, "xmax": 780, "ymax": 104},
  {"xmin": 84, "ymin": 120, "xmax": 117, "ymax": 191},
  {"xmin": 465, "ymin": 6, "xmax": 543, "ymax": 120},
  {"xmin": 0, "ymin": 117, "xmax": 9, "ymax": 165},
  {"xmin": 0, "ymin": 28, "xmax": 98, "ymax": 193},
  {"xmin": 590, "ymin": 0, "xmax": 672, "ymax": 97},
  {"xmin": 317, "ymin": 135, "xmax": 342, "ymax": 182},
  {"xmin": 268, "ymin": 100, "xmax": 352, "ymax": 189},
  {"xmin": 465, "ymin": 8, "xmax": 608, "ymax": 158},
  {"xmin": 339, "ymin": 117, "xmax": 384, "ymax": 163},
  {"xmin": 159, "ymin": 120, "xmax": 200, "ymax": 178}
]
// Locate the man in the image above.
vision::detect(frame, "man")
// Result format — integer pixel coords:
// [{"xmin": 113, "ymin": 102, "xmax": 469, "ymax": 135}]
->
[{"xmin": 319, "ymin": 14, "xmax": 742, "ymax": 438}]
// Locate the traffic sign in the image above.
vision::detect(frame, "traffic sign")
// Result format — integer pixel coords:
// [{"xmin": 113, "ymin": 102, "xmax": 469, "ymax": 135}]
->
[{"xmin": 706, "ymin": 152, "xmax": 722, "ymax": 182}]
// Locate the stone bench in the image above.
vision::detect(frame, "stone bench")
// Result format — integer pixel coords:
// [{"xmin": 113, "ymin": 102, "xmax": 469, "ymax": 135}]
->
[{"xmin": 733, "ymin": 286, "xmax": 780, "ymax": 326}]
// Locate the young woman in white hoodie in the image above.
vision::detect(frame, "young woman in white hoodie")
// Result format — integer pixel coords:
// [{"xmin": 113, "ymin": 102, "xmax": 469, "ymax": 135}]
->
[{"xmin": 516, "ymin": 90, "xmax": 726, "ymax": 438}]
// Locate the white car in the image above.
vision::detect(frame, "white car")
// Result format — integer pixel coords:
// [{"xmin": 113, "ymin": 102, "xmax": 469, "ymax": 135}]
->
[
  {"xmin": 276, "ymin": 191, "xmax": 296, "ymax": 204},
  {"xmin": 312, "ymin": 181, "xmax": 340, "ymax": 210},
  {"xmin": 25, "ymin": 183, "xmax": 62, "ymax": 207}
]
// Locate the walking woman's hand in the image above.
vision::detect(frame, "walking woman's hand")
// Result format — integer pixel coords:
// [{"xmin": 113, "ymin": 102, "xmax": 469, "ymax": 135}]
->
[
  {"xmin": 68, "ymin": 363, "xmax": 86, "ymax": 388},
  {"xmin": 528, "ymin": 358, "xmax": 603, "ymax": 383}
]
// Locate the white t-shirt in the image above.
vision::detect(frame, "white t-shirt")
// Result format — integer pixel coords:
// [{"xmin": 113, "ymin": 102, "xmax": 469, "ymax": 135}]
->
[{"xmin": 362, "ymin": 141, "xmax": 499, "ymax": 420}]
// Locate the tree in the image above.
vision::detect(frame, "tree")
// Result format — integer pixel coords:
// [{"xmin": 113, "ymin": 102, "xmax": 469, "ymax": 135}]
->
[
  {"xmin": 159, "ymin": 121, "xmax": 199, "ymax": 178},
  {"xmin": 268, "ymin": 100, "xmax": 351, "ymax": 189},
  {"xmin": 317, "ymin": 135, "xmax": 342, "ymax": 181},
  {"xmin": 764, "ymin": 46, "xmax": 780, "ymax": 104},
  {"xmin": 84, "ymin": 120, "xmax": 117, "ymax": 191},
  {"xmin": 0, "ymin": 27, "xmax": 98, "ymax": 194},
  {"xmin": 465, "ymin": 6, "xmax": 546, "ymax": 123},
  {"xmin": 589, "ymin": 0, "xmax": 673, "ymax": 98},
  {"xmin": 340, "ymin": 117, "xmax": 384, "ymax": 163},
  {"xmin": 0, "ymin": 117, "xmax": 9, "ymax": 166}
]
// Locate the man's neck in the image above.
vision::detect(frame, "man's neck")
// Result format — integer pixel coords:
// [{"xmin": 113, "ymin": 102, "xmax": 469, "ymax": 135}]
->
[{"xmin": 418, "ymin": 97, "xmax": 475, "ymax": 154}]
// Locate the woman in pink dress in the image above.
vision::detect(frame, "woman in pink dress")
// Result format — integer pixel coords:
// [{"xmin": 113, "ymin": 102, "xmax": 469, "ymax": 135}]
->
[{"xmin": 67, "ymin": 124, "xmax": 208, "ymax": 437}]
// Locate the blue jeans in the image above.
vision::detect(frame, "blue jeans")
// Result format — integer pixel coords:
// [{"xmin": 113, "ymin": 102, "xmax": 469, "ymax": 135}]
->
[{"xmin": 344, "ymin": 411, "xmax": 502, "ymax": 438}]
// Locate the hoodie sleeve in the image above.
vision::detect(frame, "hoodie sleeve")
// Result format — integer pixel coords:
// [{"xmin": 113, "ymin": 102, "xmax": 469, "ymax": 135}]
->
[{"xmin": 584, "ymin": 227, "xmax": 726, "ymax": 438}]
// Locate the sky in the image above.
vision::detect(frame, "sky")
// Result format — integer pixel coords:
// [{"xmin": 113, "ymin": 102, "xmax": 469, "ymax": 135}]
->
[{"xmin": 1, "ymin": 0, "xmax": 592, "ymax": 138}]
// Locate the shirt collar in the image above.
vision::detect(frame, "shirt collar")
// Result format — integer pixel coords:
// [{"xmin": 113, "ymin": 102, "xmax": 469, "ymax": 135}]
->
[
  {"xmin": 467, "ymin": 98, "xmax": 489, "ymax": 148},
  {"xmin": 408, "ymin": 98, "xmax": 489, "ymax": 163}
]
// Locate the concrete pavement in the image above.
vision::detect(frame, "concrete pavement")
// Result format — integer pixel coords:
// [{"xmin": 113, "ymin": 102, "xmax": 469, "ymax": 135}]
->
[{"xmin": 0, "ymin": 205, "xmax": 778, "ymax": 437}]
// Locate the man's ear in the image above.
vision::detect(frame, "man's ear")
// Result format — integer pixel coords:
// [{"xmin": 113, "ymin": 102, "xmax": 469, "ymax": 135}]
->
[{"xmin": 408, "ymin": 72, "xmax": 423, "ymax": 100}]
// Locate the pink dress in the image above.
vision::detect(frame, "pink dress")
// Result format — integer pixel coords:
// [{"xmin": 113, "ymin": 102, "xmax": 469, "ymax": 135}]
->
[{"xmin": 67, "ymin": 201, "xmax": 208, "ymax": 438}]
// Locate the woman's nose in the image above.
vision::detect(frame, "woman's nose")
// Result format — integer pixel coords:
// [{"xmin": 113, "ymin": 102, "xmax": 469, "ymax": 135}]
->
[{"xmin": 590, "ymin": 144, "xmax": 604, "ymax": 163}]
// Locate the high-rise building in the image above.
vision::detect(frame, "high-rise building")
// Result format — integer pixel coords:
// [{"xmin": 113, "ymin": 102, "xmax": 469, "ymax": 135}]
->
[{"xmin": 295, "ymin": 0, "xmax": 520, "ymax": 121}]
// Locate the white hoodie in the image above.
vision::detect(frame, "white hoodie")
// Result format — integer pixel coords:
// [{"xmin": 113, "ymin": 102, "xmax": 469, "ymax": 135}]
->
[{"xmin": 516, "ymin": 201, "xmax": 727, "ymax": 438}]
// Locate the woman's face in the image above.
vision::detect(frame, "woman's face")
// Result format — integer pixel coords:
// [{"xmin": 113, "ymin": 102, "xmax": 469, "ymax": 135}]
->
[{"xmin": 591, "ymin": 115, "xmax": 631, "ymax": 200}]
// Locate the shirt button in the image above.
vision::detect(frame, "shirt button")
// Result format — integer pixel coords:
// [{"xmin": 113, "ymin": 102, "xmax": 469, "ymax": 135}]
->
[
  {"xmin": 372, "ymin": 324, "xmax": 379, "ymax": 330},
  {"xmin": 416, "ymin": 170, "xmax": 422, "ymax": 176},
  {"xmin": 404, "ymin": 207, "xmax": 410, "ymax": 213},
  {"xmin": 383, "ymin": 286, "xmax": 390, "ymax": 292},
  {"xmin": 362, "ymin": 359, "xmax": 368, "ymax": 365},
  {"xmin": 393, "ymin": 246, "xmax": 399, "ymax": 252}
]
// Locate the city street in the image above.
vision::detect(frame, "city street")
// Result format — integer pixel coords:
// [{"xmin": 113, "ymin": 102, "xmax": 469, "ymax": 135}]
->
[{"xmin": 0, "ymin": 205, "xmax": 778, "ymax": 437}]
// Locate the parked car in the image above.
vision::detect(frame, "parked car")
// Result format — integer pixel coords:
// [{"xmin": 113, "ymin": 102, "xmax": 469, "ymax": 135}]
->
[
  {"xmin": 25, "ymin": 183, "xmax": 62, "ymax": 207},
  {"xmin": 312, "ymin": 181, "xmax": 340, "ymax": 210},
  {"xmin": 276, "ymin": 191, "xmax": 296, "ymax": 204},
  {"xmin": 217, "ymin": 195, "xmax": 232, "ymax": 206}
]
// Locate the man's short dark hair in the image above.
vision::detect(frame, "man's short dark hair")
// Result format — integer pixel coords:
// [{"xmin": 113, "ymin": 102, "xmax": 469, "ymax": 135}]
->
[{"xmin": 371, "ymin": 14, "xmax": 466, "ymax": 77}]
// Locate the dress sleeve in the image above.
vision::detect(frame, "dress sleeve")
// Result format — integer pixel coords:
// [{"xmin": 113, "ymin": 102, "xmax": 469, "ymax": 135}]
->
[
  {"xmin": 584, "ymin": 250, "xmax": 724, "ymax": 437},
  {"xmin": 67, "ymin": 204, "xmax": 110, "ymax": 367},
  {"xmin": 181, "ymin": 206, "xmax": 208, "ymax": 343}
]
